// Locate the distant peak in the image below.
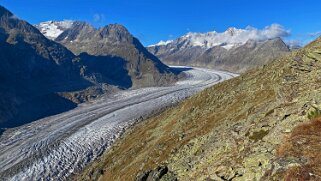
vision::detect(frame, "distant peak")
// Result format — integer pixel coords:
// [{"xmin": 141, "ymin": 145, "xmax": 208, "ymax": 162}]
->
[
  {"xmin": 103, "ymin": 24, "xmax": 129, "ymax": 33},
  {"xmin": 225, "ymin": 27, "xmax": 242, "ymax": 36},
  {"xmin": 99, "ymin": 23, "xmax": 132, "ymax": 41},
  {"xmin": 270, "ymin": 37, "xmax": 283, "ymax": 42},
  {"xmin": 226, "ymin": 27, "xmax": 237, "ymax": 32}
]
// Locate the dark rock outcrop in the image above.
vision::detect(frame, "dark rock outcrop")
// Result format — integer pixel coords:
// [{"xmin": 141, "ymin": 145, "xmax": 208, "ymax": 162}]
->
[{"xmin": 136, "ymin": 166, "xmax": 177, "ymax": 181}]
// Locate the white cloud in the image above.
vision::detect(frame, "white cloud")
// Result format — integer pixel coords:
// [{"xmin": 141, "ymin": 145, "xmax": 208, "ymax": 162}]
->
[
  {"xmin": 245, "ymin": 24, "xmax": 290, "ymax": 40},
  {"xmin": 93, "ymin": 13, "xmax": 106, "ymax": 23}
]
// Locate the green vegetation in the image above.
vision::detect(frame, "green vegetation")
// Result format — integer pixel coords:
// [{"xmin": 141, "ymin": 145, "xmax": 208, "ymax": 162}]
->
[
  {"xmin": 249, "ymin": 129, "xmax": 269, "ymax": 142},
  {"xmin": 307, "ymin": 107, "xmax": 321, "ymax": 120}
]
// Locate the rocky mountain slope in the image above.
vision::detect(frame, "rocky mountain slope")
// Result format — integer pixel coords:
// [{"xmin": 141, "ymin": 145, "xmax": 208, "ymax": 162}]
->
[
  {"xmin": 195, "ymin": 38, "xmax": 290, "ymax": 73},
  {"xmin": 0, "ymin": 7, "xmax": 178, "ymax": 132},
  {"xmin": 76, "ymin": 35, "xmax": 321, "ymax": 180},
  {"xmin": 148, "ymin": 26, "xmax": 291, "ymax": 73},
  {"xmin": 37, "ymin": 21, "xmax": 179, "ymax": 88},
  {"xmin": 0, "ymin": 6, "xmax": 89, "ymax": 130}
]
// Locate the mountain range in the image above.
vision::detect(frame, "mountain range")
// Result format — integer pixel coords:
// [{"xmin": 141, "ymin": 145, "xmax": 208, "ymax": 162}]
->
[
  {"xmin": 148, "ymin": 27, "xmax": 291, "ymax": 73},
  {"xmin": 0, "ymin": 6, "xmax": 178, "ymax": 131}
]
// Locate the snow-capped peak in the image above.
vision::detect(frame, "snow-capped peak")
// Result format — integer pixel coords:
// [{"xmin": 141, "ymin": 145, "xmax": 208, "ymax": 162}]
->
[
  {"xmin": 225, "ymin": 27, "xmax": 243, "ymax": 36},
  {"xmin": 149, "ymin": 24, "xmax": 290, "ymax": 50},
  {"xmin": 35, "ymin": 20, "xmax": 74, "ymax": 40}
]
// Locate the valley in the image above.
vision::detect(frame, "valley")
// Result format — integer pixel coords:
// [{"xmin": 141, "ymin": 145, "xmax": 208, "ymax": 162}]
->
[
  {"xmin": 0, "ymin": 67, "xmax": 236, "ymax": 180},
  {"xmin": 0, "ymin": 2, "xmax": 319, "ymax": 181}
]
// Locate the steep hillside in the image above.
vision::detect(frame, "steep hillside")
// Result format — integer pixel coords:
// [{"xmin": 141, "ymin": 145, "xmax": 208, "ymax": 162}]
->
[
  {"xmin": 0, "ymin": 6, "xmax": 89, "ymax": 130},
  {"xmin": 39, "ymin": 21, "xmax": 179, "ymax": 88},
  {"xmin": 76, "ymin": 36, "xmax": 321, "ymax": 180}
]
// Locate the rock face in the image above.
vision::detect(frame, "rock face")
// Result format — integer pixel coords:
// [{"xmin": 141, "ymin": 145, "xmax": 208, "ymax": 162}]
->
[
  {"xmin": 147, "ymin": 30, "xmax": 290, "ymax": 73},
  {"xmin": 40, "ymin": 21, "xmax": 179, "ymax": 88},
  {"xmin": 0, "ymin": 6, "xmax": 88, "ymax": 130},
  {"xmin": 76, "ymin": 35, "xmax": 321, "ymax": 180}
]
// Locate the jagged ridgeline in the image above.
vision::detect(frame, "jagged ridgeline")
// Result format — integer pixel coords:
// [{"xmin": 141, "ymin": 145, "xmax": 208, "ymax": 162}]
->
[
  {"xmin": 147, "ymin": 28, "xmax": 291, "ymax": 73},
  {"xmin": 77, "ymin": 35, "xmax": 321, "ymax": 180},
  {"xmin": 37, "ymin": 20, "xmax": 180, "ymax": 88},
  {"xmin": 0, "ymin": 6, "xmax": 179, "ymax": 131}
]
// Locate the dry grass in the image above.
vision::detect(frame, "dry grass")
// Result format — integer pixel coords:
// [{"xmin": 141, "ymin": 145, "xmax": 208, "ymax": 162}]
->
[{"xmin": 276, "ymin": 117, "xmax": 321, "ymax": 181}]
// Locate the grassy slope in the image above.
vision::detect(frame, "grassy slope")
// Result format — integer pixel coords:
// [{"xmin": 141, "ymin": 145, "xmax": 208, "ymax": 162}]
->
[{"xmin": 76, "ymin": 37, "xmax": 321, "ymax": 181}]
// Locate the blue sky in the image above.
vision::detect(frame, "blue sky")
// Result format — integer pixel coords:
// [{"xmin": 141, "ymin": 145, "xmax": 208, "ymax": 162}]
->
[{"xmin": 1, "ymin": 0, "xmax": 321, "ymax": 46}]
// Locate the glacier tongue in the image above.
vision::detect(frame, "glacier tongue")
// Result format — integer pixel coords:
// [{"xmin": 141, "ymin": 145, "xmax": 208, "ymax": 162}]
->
[{"xmin": 0, "ymin": 67, "xmax": 237, "ymax": 180}]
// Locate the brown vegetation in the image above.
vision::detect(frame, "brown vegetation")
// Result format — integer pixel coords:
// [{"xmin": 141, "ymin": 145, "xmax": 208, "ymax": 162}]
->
[{"xmin": 274, "ymin": 117, "xmax": 321, "ymax": 181}]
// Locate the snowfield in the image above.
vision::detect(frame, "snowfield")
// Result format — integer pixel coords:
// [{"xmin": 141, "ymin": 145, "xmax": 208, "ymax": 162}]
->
[{"xmin": 0, "ymin": 67, "xmax": 237, "ymax": 180}]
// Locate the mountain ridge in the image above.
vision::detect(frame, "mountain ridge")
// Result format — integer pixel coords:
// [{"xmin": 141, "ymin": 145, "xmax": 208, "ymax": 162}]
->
[
  {"xmin": 147, "ymin": 25, "xmax": 293, "ymax": 73},
  {"xmin": 148, "ymin": 36, "xmax": 290, "ymax": 73},
  {"xmin": 36, "ymin": 20, "xmax": 179, "ymax": 88}
]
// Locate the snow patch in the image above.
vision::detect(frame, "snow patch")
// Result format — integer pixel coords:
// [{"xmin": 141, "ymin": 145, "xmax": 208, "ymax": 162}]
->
[{"xmin": 36, "ymin": 20, "xmax": 74, "ymax": 40}]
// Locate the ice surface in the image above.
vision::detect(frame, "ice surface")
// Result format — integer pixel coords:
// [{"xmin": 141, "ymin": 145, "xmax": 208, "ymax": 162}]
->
[{"xmin": 0, "ymin": 67, "xmax": 237, "ymax": 180}]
